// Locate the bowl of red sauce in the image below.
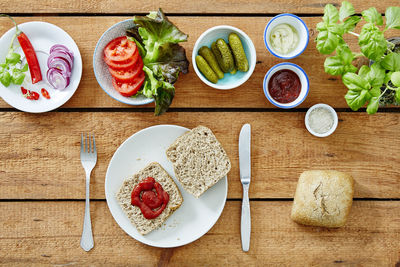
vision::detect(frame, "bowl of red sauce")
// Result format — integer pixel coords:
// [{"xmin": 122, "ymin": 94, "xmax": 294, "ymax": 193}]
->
[{"xmin": 263, "ymin": 62, "xmax": 309, "ymax": 108}]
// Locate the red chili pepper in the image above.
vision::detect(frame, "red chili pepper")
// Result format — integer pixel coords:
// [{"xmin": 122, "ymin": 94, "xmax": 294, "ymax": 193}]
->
[
  {"xmin": 21, "ymin": 86, "xmax": 39, "ymax": 100},
  {"xmin": 17, "ymin": 32, "xmax": 42, "ymax": 84},
  {"xmin": 41, "ymin": 88, "xmax": 50, "ymax": 99}
]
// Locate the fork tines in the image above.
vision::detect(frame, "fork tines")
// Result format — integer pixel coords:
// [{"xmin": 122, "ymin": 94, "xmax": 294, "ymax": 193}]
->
[{"xmin": 81, "ymin": 133, "xmax": 96, "ymax": 154}]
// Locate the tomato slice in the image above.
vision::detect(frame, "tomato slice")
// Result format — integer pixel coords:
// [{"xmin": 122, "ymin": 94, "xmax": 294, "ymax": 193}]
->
[
  {"xmin": 112, "ymin": 71, "xmax": 145, "ymax": 97},
  {"xmin": 104, "ymin": 48, "xmax": 139, "ymax": 70},
  {"xmin": 104, "ymin": 36, "xmax": 137, "ymax": 63},
  {"xmin": 109, "ymin": 58, "xmax": 144, "ymax": 83}
]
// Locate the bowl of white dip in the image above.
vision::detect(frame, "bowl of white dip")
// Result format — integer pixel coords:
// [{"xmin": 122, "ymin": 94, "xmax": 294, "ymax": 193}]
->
[{"xmin": 264, "ymin": 14, "xmax": 309, "ymax": 59}]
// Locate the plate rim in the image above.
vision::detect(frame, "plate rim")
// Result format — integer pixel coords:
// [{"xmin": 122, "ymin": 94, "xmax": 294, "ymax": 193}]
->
[
  {"xmin": 0, "ymin": 21, "xmax": 83, "ymax": 113},
  {"xmin": 104, "ymin": 124, "xmax": 228, "ymax": 248},
  {"xmin": 92, "ymin": 19, "xmax": 154, "ymax": 106}
]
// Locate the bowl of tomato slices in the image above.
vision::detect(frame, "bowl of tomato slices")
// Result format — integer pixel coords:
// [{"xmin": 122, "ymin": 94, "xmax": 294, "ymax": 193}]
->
[{"xmin": 93, "ymin": 19, "xmax": 152, "ymax": 105}]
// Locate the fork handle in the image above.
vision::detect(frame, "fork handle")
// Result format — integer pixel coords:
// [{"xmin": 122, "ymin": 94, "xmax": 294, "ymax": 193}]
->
[{"xmin": 80, "ymin": 172, "xmax": 94, "ymax": 252}]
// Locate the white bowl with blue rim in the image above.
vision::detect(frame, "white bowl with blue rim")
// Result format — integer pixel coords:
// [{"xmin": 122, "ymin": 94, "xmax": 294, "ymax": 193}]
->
[
  {"xmin": 192, "ymin": 25, "xmax": 256, "ymax": 90},
  {"xmin": 93, "ymin": 19, "xmax": 154, "ymax": 105},
  {"xmin": 263, "ymin": 62, "xmax": 309, "ymax": 108},
  {"xmin": 264, "ymin": 14, "xmax": 309, "ymax": 59}
]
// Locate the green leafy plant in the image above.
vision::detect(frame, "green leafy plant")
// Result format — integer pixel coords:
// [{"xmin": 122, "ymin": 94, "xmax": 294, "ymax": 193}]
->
[
  {"xmin": 316, "ymin": 2, "xmax": 400, "ymax": 114},
  {"xmin": 0, "ymin": 15, "xmax": 28, "ymax": 87}
]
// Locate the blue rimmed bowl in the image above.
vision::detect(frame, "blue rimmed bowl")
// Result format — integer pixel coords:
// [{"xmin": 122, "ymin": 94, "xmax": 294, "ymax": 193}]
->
[
  {"xmin": 93, "ymin": 19, "xmax": 154, "ymax": 106},
  {"xmin": 263, "ymin": 62, "xmax": 309, "ymax": 109},
  {"xmin": 264, "ymin": 14, "xmax": 309, "ymax": 59},
  {"xmin": 192, "ymin": 25, "xmax": 256, "ymax": 90}
]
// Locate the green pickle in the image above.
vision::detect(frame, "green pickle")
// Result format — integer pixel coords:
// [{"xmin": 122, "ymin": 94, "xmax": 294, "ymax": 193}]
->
[
  {"xmin": 228, "ymin": 33, "xmax": 249, "ymax": 72},
  {"xmin": 195, "ymin": 55, "xmax": 219, "ymax": 84},
  {"xmin": 211, "ymin": 39, "xmax": 234, "ymax": 73},
  {"xmin": 199, "ymin": 46, "xmax": 224, "ymax": 79}
]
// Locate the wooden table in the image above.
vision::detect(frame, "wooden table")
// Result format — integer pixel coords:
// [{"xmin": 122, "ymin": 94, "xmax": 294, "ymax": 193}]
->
[{"xmin": 0, "ymin": 1, "xmax": 399, "ymax": 266}]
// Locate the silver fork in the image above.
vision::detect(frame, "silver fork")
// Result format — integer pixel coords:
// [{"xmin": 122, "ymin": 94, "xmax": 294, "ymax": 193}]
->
[{"xmin": 80, "ymin": 133, "xmax": 97, "ymax": 252}]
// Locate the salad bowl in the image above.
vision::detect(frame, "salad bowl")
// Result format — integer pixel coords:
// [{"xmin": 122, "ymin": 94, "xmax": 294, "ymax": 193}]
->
[{"xmin": 93, "ymin": 19, "xmax": 154, "ymax": 106}]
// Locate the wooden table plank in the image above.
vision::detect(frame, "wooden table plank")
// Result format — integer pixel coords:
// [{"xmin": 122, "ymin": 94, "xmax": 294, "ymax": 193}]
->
[
  {"xmin": 0, "ymin": 201, "xmax": 398, "ymax": 266},
  {"xmin": 0, "ymin": 0, "xmax": 397, "ymax": 14},
  {"xmin": 0, "ymin": 16, "xmax": 398, "ymax": 109},
  {"xmin": 1, "ymin": 112, "xmax": 399, "ymax": 200}
]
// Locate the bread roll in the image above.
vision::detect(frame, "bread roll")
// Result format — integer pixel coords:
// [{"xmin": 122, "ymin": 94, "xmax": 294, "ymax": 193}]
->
[{"xmin": 291, "ymin": 170, "xmax": 354, "ymax": 228}]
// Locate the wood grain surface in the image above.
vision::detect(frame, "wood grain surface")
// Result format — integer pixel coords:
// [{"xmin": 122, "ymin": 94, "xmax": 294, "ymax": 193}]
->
[
  {"xmin": 0, "ymin": 16, "xmax": 398, "ymax": 109},
  {"xmin": 0, "ymin": 0, "xmax": 398, "ymax": 14},
  {"xmin": 1, "ymin": 112, "xmax": 399, "ymax": 200},
  {"xmin": 0, "ymin": 201, "xmax": 398, "ymax": 266}
]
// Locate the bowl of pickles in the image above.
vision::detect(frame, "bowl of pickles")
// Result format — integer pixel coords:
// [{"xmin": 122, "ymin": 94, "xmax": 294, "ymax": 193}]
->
[{"xmin": 192, "ymin": 25, "xmax": 256, "ymax": 90}]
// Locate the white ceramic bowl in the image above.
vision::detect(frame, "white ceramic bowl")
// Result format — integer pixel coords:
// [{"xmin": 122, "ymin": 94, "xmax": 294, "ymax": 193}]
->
[
  {"xmin": 192, "ymin": 25, "xmax": 256, "ymax": 90},
  {"xmin": 264, "ymin": 14, "xmax": 309, "ymax": 59},
  {"xmin": 93, "ymin": 19, "xmax": 154, "ymax": 105},
  {"xmin": 263, "ymin": 62, "xmax": 309, "ymax": 108},
  {"xmin": 305, "ymin": 104, "xmax": 338, "ymax": 137}
]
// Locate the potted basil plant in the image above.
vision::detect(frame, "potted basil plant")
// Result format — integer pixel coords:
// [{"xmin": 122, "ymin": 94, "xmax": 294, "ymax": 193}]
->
[{"xmin": 315, "ymin": 1, "xmax": 400, "ymax": 114}]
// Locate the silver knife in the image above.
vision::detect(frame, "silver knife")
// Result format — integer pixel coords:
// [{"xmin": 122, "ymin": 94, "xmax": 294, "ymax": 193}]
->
[{"xmin": 239, "ymin": 123, "xmax": 251, "ymax": 252}]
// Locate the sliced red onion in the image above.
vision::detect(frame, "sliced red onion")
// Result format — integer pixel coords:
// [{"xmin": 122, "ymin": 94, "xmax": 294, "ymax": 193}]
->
[
  {"xmin": 48, "ymin": 57, "xmax": 71, "ymax": 77},
  {"xmin": 47, "ymin": 68, "xmax": 69, "ymax": 90},
  {"xmin": 50, "ymin": 44, "xmax": 74, "ymax": 59},
  {"xmin": 47, "ymin": 50, "xmax": 73, "ymax": 69}
]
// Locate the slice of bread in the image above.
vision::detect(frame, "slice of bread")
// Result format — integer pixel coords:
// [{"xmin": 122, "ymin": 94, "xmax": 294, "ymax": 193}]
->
[
  {"xmin": 116, "ymin": 162, "xmax": 183, "ymax": 235},
  {"xmin": 166, "ymin": 125, "xmax": 231, "ymax": 198}
]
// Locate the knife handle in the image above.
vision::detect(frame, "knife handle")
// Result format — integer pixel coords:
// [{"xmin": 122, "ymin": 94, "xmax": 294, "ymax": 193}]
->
[{"xmin": 241, "ymin": 183, "xmax": 251, "ymax": 252}]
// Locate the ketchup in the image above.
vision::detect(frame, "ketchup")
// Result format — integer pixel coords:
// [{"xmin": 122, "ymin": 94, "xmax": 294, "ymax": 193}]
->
[
  {"xmin": 131, "ymin": 177, "xmax": 169, "ymax": 219},
  {"xmin": 268, "ymin": 69, "xmax": 301, "ymax": 103}
]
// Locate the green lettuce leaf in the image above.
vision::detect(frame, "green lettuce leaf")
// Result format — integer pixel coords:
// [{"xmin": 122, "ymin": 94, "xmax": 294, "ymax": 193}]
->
[{"xmin": 142, "ymin": 66, "xmax": 175, "ymax": 116}]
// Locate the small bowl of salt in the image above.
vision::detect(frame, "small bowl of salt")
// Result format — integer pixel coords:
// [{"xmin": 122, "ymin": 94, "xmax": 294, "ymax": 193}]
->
[{"xmin": 305, "ymin": 104, "xmax": 338, "ymax": 137}]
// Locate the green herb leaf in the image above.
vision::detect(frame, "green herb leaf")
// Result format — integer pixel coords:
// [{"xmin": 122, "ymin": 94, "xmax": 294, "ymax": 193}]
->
[
  {"xmin": 385, "ymin": 6, "xmax": 400, "ymax": 30},
  {"xmin": 366, "ymin": 96, "xmax": 379, "ymax": 114},
  {"xmin": 395, "ymin": 89, "xmax": 400, "ymax": 103},
  {"xmin": 362, "ymin": 7, "xmax": 383, "ymax": 25},
  {"xmin": 323, "ymin": 44, "xmax": 356, "ymax": 76},
  {"xmin": 0, "ymin": 71, "xmax": 11, "ymax": 87},
  {"xmin": 391, "ymin": 71, "xmax": 400, "ymax": 87},
  {"xmin": 358, "ymin": 23, "xmax": 387, "ymax": 61},
  {"xmin": 345, "ymin": 89, "xmax": 369, "ymax": 111},
  {"xmin": 21, "ymin": 63, "xmax": 28, "ymax": 72},
  {"xmin": 316, "ymin": 30, "xmax": 339, "ymax": 54},
  {"xmin": 0, "ymin": 63, "xmax": 8, "ymax": 73},
  {"xmin": 384, "ymin": 71, "xmax": 394, "ymax": 84},
  {"xmin": 339, "ymin": 1, "xmax": 355, "ymax": 21},
  {"xmin": 358, "ymin": 65, "xmax": 370, "ymax": 79},
  {"xmin": 323, "ymin": 4, "xmax": 339, "ymax": 24},
  {"xmin": 11, "ymin": 68, "xmax": 25, "ymax": 85},
  {"xmin": 5, "ymin": 51, "xmax": 21, "ymax": 65},
  {"xmin": 324, "ymin": 56, "xmax": 346, "ymax": 75},
  {"xmin": 342, "ymin": 72, "xmax": 370, "ymax": 91},
  {"xmin": 381, "ymin": 53, "xmax": 400, "ymax": 71},
  {"xmin": 366, "ymin": 62, "xmax": 385, "ymax": 88},
  {"xmin": 342, "ymin": 16, "xmax": 361, "ymax": 32}
]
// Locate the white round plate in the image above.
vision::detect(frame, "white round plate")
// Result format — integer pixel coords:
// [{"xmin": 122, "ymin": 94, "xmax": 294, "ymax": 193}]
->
[
  {"xmin": 93, "ymin": 19, "xmax": 153, "ymax": 106},
  {"xmin": 0, "ymin": 21, "xmax": 82, "ymax": 113},
  {"xmin": 105, "ymin": 125, "xmax": 228, "ymax": 248}
]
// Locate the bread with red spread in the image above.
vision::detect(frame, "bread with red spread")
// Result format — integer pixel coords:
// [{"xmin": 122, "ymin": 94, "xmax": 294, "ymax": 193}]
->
[
  {"xmin": 116, "ymin": 162, "xmax": 183, "ymax": 235},
  {"xmin": 166, "ymin": 125, "xmax": 231, "ymax": 198}
]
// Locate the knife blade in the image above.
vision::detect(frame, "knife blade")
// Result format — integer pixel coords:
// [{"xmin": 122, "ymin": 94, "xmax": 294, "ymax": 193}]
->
[{"xmin": 239, "ymin": 123, "xmax": 251, "ymax": 252}]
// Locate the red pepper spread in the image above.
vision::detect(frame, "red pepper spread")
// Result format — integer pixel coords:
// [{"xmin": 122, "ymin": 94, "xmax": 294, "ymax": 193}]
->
[
  {"xmin": 268, "ymin": 69, "xmax": 301, "ymax": 104},
  {"xmin": 131, "ymin": 177, "xmax": 169, "ymax": 219}
]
